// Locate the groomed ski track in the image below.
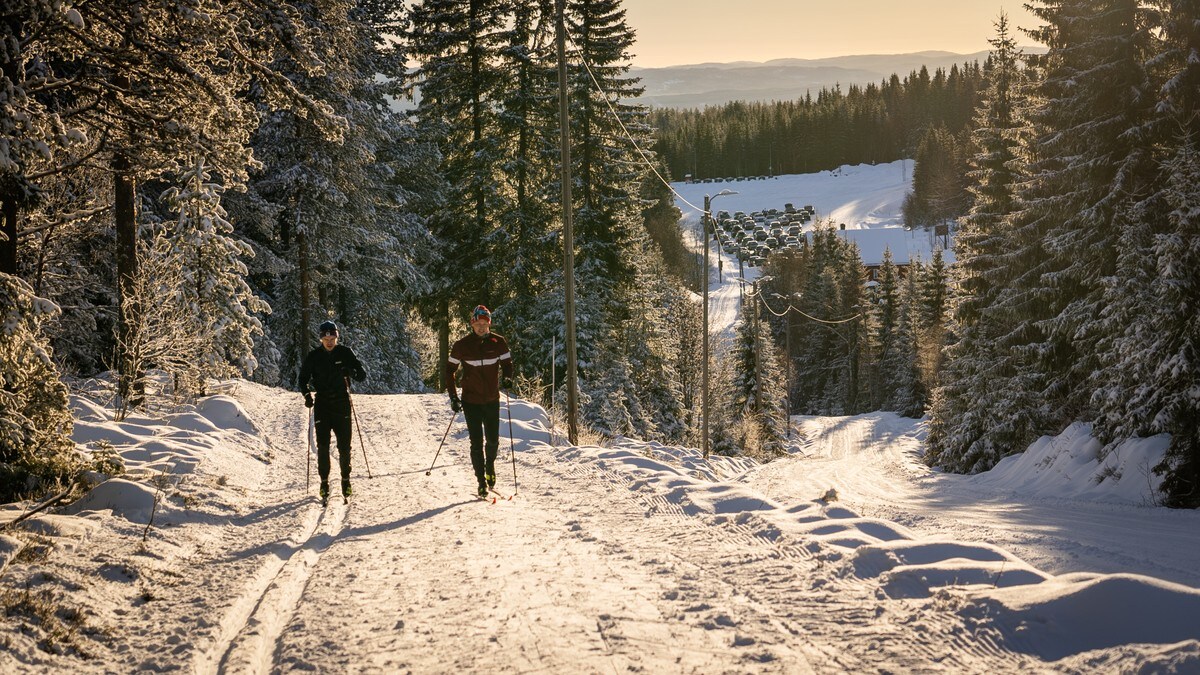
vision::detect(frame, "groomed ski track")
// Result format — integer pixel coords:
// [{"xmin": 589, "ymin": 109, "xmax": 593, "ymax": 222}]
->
[{"xmin": 190, "ymin": 387, "xmax": 1052, "ymax": 673}]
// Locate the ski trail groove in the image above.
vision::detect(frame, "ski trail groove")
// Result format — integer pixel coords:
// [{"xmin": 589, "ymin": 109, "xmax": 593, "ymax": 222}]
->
[{"xmin": 193, "ymin": 501, "xmax": 348, "ymax": 675}]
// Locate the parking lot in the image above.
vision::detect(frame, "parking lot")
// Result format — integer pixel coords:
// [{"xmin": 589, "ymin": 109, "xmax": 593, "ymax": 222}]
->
[{"xmin": 713, "ymin": 203, "xmax": 814, "ymax": 267}]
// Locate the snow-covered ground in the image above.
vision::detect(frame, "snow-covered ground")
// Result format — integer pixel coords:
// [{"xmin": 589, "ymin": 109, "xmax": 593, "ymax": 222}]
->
[
  {"xmin": 2, "ymin": 163, "xmax": 1199, "ymax": 672},
  {"xmin": 2, "ymin": 382, "xmax": 1198, "ymax": 673},
  {"xmin": 671, "ymin": 160, "xmax": 928, "ymax": 345},
  {"xmin": 674, "ymin": 161, "xmax": 913, "ymax": 230}
]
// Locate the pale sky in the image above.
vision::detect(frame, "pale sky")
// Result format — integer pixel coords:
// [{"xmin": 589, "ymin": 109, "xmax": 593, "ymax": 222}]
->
[{"xmin": 623, "ymin": 1, "xmax": 1041, "ymax": 68}]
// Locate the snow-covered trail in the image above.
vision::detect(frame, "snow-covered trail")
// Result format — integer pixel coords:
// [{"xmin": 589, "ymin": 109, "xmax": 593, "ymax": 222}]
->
[
  {"xmin": 6, "ymin": 382, "xmax": 1197, "ymax": 673},
  {"xmin": 210, "ymin": 391, "xmax": 1050, "ymax": 673},
  {"xmin": 741, "ymin": 413, "xmax": 1200, "ymax": 590}
]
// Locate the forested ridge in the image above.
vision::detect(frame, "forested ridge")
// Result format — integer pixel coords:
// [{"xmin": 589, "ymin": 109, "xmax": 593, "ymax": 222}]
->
[{"xmin": 650, "ymin": 60, "xmax": 985, "ymax": 180}]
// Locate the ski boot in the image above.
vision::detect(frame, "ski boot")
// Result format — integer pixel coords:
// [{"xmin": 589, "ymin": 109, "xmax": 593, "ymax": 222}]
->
[{"xmin": 319, "ymin": 482, "xmax": 329, "ymax": 507}]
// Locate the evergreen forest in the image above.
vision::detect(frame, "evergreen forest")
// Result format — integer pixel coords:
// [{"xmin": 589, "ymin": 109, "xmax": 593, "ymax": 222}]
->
[{"xmin": 1, "ymin": 1, "xmax": 1197, "ymax": 508}]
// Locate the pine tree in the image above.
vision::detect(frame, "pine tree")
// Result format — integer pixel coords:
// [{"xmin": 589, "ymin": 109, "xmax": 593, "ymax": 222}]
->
[
  {"xmin": 904, "ymin": 124, "xmax": 968, "ymax": 230},
  {"xmin": 237, "ymin": 0, "xmax": 433, "ymax": 391},
  {"xmin": 558, "ymin": 0, "xmax": 683, "ymax": 437}
]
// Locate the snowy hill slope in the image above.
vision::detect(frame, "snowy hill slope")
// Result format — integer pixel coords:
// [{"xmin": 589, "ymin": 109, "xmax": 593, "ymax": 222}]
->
[{"xmin": 2, "ymin": 382, "xmax": 1199, "ymax": 673}]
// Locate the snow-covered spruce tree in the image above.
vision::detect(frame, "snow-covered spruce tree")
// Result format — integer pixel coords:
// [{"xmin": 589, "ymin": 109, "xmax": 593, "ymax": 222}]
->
[
  {"xmin": 928, "ymin": 15, "xmax": 1029, "ymax": 471},
  {"xmin": 870, "ymin": 247, "xmax": 901, "ymax": 409},
  {"xmin": 729, "ymin": 290, "xmax": 787, "ymax": 458},
  {"xmin": 0, "ymin": 273, "xmax": 78, "ymax": 501},
  {"xmin": 238, "ymin": 0, "xmax": 432, "ymax": 391},
  {"xmin": 6, "ymin": 0, "xmax": 336, "ymax": 403},
  {"xmin": 560, "ymin": 0, "xmax": 686, "ymax": 437},
  {"xmin": 671, "ymin": 288, "xmax": 705, "ymax": 447},
  {"xmin": 161, "ymin": 157, "xmax": 269, "ymax": 388},
  {"xmin": 791, "ymin": 226, "xmax": 845, "ymax": 414},
  {"xmin": 888, "ymin": 259, "xmax": 926, "ymax": 419},
  {"xmin": 1147, "ymin": 139, "xmax": 1200, "ymax": 507},
  {"xmin": 1092, "ymin": 0, "xmax": 1200, "ymax": 506},
  {"xmin": 1004, "ymin": 0, "xmax": 1160, "ymax": 429},
  {"xmin": 492, "ymin": 0, "xmax": 574, "ymax": 397},
  {"xmin": 612, "ymin": 276, "xmax": 689, "ymax": 442},
  {"xmin": 0, "ymin": 2, "xmax": 100, "ymax": 275},
  {"xmin": 915, "ymin": 247, "xmax": 948, "ymax": 391},
  {"xmin": 707, "ymin": 342, "xmax": 741, "ymax": 457},
  {"xmin": 836, "ymin": 240, "xmax": 868, "ymax": 414},
  {"xmin": 405, "ymin": 0, "xmax": 512, "ymax": 373},
  {"xmin": 578, "ymin": 329, "xmax": 640, "ymax": 440},
  {"xmin": 1144, "ymin": 0, "xmax": 1200, "ymax": 507},
  {"xmin": 762, "ymin": 248, "xmax": 810, "ymax": 415},
  {"xmin": 326, "ymin": 0, "xmax": 435, "ymax": 392}
]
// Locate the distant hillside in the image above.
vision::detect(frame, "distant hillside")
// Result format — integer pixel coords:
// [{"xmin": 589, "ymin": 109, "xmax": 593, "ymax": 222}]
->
[{"xmin": 632, "ymin": 49, "xmax": 1045, "ymax": 109}]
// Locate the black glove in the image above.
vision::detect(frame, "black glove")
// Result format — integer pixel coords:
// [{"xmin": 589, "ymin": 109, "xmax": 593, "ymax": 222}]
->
[
  {"xmin": 450, "ymin": 397, "xmax": 462, "ymax": 413},
  {"xmin": 303, "ymin": 392, "xmax": 314, "ymax": 408},
  {"xmin": 502, "ymin": 377, "xmax": 513, "ymax": 391}
]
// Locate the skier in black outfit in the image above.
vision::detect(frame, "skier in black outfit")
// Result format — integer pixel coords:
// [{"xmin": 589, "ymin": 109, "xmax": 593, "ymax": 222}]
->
[{"xmin": 298, "ymin": 320, "xmax": 367, "ymax": 503}]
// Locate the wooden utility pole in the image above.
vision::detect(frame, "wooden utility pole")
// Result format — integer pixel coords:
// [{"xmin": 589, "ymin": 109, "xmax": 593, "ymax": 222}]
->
[{"xmin": 555, "ymin": 0, "xmax": 578, "ymax": 444}]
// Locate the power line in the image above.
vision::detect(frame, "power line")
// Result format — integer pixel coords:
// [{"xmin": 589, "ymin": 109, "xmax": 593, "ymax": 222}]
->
[
  {"xmin": 750, "ymin": 285, "xmax": 862, "ymax": 325},
  {"xmin": 565, "ymin": 37, "xmax": 862, "ymax": 329},
  {"xmin": 563, "ymin": 34, "xmax": 706, "ymax": 216}
]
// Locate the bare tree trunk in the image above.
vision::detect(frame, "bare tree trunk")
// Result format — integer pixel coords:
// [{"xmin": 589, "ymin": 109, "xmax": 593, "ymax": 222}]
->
[
  {"xmin": 438, "ymin": 299, "xmax": 449, "ymax": 392},
  {"xmin": 0, "ymin": 198, "xmax": 17, "ymax": 275},
  {"xmin": 114, "ymin": 148, "xmax": 142, "ymax": 406},
  {"xmin": 0, "ymin": 13, "xmax": 25, "ymax": 276},
  {"xmin": 298, "ymin": 226, "xmax": 311, "ymax": 361}
]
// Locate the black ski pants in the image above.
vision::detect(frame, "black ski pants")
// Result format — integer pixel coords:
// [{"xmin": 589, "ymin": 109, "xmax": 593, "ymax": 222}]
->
[
  {"xmin": 315, "ymin": 403, "xmax": 353, "ymax": 487},
  {"xmin": 463, "ymin": 400, "xmax": 500, "ymax": 485}
]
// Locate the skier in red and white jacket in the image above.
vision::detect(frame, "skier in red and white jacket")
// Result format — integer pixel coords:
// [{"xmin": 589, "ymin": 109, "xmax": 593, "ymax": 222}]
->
[{"xmin": 445, "ymin": 305, "xmax": 513, "ymax": 498}]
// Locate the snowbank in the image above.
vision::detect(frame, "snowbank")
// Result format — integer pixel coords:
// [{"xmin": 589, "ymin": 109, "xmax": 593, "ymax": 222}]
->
[{"xmin": 542, "ymin": 399, "xmax": 1200, "ymax": 663}]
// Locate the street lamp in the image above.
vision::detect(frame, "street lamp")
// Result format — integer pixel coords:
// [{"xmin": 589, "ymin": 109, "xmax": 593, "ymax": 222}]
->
[{"xmin": 703, "ymin": 189, "xmax": 737, "ymax": 459}]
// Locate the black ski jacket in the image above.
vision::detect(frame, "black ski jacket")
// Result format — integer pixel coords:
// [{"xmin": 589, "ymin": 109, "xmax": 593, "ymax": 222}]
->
[{"xmin": 298, "ymin": 344, "xmax": 366, "ymax": 409}]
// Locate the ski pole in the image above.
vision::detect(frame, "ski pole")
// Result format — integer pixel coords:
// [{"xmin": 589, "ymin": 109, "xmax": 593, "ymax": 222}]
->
[
  {"xmin": 425, "ymin": 410, "xmax": 458, "ymax": 476},
  {"xmin": 505, "ymin": 389, "xmax": 518, "ymax": 495},
  {"xmin": 346, "ymin": 377, "xmax": 373, "ymax": 479},
  {"xmin": 307, "ymin": 407, "xmax": 314, "ymax": 491}
]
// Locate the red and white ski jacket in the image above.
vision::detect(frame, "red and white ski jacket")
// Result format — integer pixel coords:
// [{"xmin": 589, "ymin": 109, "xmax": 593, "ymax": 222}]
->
[{"xmin": 446, "ymin": 331, "xmax": 513, "ymax": 404}]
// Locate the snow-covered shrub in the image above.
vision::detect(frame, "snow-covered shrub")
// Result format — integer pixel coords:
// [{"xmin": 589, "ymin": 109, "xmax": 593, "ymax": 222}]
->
[{"xmin": 0, "ymin": 273, "xmax": 79, "ymax": 501}]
